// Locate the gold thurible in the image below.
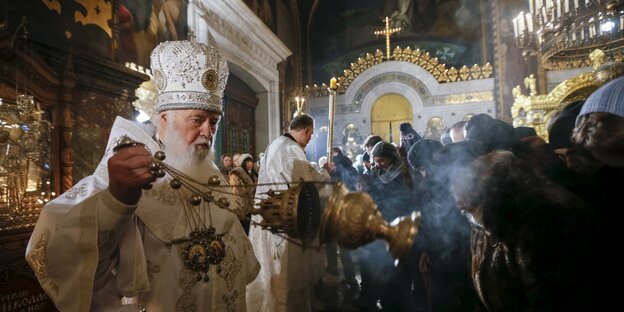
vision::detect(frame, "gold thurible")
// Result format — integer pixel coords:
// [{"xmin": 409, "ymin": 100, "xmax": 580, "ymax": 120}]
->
[{"xmin": 320, "ymin": 182, "xmax": 421, "ymax": 264}]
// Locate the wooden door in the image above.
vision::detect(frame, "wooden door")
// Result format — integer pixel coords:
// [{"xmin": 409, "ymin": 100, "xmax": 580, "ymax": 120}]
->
[{"xmin": 222, "ymin": 74, "xmax": 258, "ymax": 158}]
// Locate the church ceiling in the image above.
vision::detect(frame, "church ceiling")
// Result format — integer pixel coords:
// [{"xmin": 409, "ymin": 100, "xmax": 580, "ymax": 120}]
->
[{"xmin": 308, "ymin": 0, "xmax": 486, "ymax": 83}]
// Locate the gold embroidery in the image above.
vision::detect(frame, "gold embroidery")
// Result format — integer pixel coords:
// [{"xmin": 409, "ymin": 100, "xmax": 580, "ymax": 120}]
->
[
  {"xmin": 145, "ymin": 179, "xmax": 177, "ymax": 206},
  {"xmin": 176, "ymin": 244, "xmax": 198, "ymax": 312},
  {"xmin": 64, "ymin": 184, "xmax": 88, "ymax": 200},
  {"xmin": 218, "ymin": 247, "xmax": 242, "ymax": 292},
  {"xmin": 26, "ymin": 229, "xmax": 59, "ymax": 296},
  {"xmin": 221, "ymin": 290, "xmax": 239, "ymax": 312},
  {"xmin": 79, "ymin": 199, "xmax": 98, "ymax": 311}
]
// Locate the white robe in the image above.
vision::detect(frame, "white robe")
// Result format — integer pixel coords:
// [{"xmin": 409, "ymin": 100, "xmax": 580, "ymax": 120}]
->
[
  {"xmin": 25, "ymin": 117, "xmax": 259, "ymax": 312},
  {"xmin": 246, "ymin": 135, "xmax": 327, "ymax": 312}
]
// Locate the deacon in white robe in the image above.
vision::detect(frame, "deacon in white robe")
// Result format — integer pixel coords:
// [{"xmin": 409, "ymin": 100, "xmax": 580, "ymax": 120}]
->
[
  {"xmin": 247, "ymin": 113, "xmax": 328, "ymax": 312},
  {"xmin": 26, "ymin": 40, "xmax": 259, "ymax": 312}
]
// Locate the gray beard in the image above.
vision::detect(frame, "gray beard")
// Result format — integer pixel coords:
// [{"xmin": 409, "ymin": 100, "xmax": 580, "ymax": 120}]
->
[{"xmin": 160, "ymin": 126, "xmax": 221, "ymax": 183}]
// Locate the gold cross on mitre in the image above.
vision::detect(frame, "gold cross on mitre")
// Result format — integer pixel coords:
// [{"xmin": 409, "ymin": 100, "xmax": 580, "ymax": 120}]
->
[{"xmin": 374, "ymin": 17, "xmax": 401, "ymax": 60}]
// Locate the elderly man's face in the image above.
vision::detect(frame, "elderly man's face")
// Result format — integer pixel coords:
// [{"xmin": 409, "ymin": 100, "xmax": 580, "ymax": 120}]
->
[{"xmin": 161, "ymin": 109, "xmax": 220, "ymax": 150}]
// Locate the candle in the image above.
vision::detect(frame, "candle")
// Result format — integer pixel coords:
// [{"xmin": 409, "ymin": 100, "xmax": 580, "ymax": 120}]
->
[
  {"xmin": 556, "ymin": 0, "xmax": 562, "ymax": 18},
  {"xmin": 526, "ymin": 13, "xmax": 534, "ymax": 33},
  {"xmin": 330, "ymin": 77, "xmax": 337, "ymax": 90},
  {"xmin": 514, "ymin": 17, "xmax": 519, "ymax": 37},
  {"xmin": 518, "ymin": 12, "xmax": 526, "ymax": 33},
  {"xmin": 530, "ymin": 0, "xmax": 534, "ymax": 14},
  {"xmin": 574, "ymin": 0, "xmax": 579, "ymax": 9},
  {"xmin": 564, "ymin": 0, "xmax": 570, "ymax": 13}
]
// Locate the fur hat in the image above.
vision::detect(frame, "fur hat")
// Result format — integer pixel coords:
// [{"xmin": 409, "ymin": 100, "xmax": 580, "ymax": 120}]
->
[
  {"xmin": 465, "ymin": 113, "xmax": 519, "ymax": 152},
  {"xmin": 548, "ymin": 100, "xmax": 584, "ymax": 149},
  {"xmin": 577, "ymin": 76, "xmax": 624, "ymax": 125},
  {"xmin": 399, "ymin": 122, "xmax": 413, "ymax": 133},
  {"xmin": 150, "ymin": 40, "xmax": 229, "ymax": 115}
]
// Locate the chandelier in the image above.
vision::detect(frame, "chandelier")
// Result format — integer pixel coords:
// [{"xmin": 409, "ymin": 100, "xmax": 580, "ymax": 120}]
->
[{"xmin": 513, "ymin": 0, "xmax": 624, "ymax": 69}]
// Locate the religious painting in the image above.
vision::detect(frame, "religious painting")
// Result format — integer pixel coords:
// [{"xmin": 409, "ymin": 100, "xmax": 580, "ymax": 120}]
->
[
  {"xmin": 188, "ymin": 244, "xmax": 208, "ymax": 265},
  {"xmin": 4, "ymin": 0, "xmax": 114, "ymax": 59},
  {"xmin": 117, "ymin": 0, "xmax": 189, "ymax": 67},
  {"xmin": 309, "ymin": 0, "xmax": 487, "ymax": 82},
  {"xmin": 424, "ymin": 116, "xmax": 445, "ymax": 140}
]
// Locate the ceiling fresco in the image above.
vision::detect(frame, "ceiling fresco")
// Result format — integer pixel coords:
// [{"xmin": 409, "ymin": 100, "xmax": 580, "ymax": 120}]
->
[{"xmin": 308, "ymin": 0, "xmax": 486, "ymax": 83}]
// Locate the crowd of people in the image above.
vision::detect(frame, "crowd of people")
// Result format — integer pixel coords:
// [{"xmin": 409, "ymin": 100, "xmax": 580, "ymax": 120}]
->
[
  {"xmin": 25, "ymin": 39, "xmax": 623, "ymax": 312},
  {"xmin": 313, "ymin": 75, "xmax": 624, "ymax": 311}
]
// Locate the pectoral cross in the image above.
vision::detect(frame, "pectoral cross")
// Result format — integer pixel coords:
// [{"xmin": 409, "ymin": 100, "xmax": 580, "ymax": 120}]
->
[{"xmin": 374, "ymin": 17, "xmax": 401, "ymax": 61}]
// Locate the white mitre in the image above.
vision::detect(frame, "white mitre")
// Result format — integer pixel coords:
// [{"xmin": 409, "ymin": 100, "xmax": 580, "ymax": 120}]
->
[{"xmin": 150, "ymin": 40, "xmax": 229, "ymax": 115}]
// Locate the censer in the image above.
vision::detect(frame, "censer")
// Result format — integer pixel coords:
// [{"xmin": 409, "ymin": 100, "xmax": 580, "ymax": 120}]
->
[
  {"xmin": 320, "ymin": 182, "xmax": 421, "ymax": 262},
  {"xmin": 252, "ymin": 181, "xmax": 322, "ymax": 246},
  {"xmin": 117, "ymin": 136, "xmax": 420, "ymax": 261}
]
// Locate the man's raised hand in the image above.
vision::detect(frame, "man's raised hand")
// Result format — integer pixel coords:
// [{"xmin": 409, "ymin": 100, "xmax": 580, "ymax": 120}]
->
[{"xmin": 108, "ymin": 144, "xmax": 156, "ymax": 205}]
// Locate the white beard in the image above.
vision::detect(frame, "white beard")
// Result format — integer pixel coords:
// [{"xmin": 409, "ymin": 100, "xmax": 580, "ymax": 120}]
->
[{"xmin": 160, "ymin": 124, "xmax": 222, "ymax": 183}]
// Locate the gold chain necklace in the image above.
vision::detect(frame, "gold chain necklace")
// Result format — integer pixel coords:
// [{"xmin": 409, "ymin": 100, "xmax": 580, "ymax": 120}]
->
[{"xmin": 145, "ymin": 150, "xmax": 228, "ymax": 282}]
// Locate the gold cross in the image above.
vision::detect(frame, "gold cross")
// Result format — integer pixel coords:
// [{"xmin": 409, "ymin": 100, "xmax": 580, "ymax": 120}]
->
[{"xmin": 374, "ymin": 17, "xmax": 401, "ymax": 60}]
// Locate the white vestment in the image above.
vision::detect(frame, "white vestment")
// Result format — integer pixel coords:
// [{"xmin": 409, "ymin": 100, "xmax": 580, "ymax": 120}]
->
[
  {"xmin": 26, "ymin": 117, "xmax": 259, "ymax": 312},
  {"xmin": 246, "ymin": 135, "xmax": 327, "ymax": 312}
]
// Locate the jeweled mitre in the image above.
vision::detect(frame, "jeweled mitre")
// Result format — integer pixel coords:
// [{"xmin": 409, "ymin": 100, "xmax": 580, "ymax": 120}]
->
[{"xmin": 150, "ymin": 40, "xmax": 229, "ymax": 115}]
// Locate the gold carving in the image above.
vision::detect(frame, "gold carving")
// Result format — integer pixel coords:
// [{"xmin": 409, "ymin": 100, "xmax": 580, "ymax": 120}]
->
[
  {"xmin": 511, "ymin": 73, "xmax": 597, "ymax": 141},
  {"xmin": 511, "ymin": 49, "xmax": 619, "ymax": 141},
  {"xmin": 305, "ymin": 46, "xmax": 493, "ymax": 97},
  {"xmin": 524, "ymin": 74, "xmax": 537, "ymax": 96},
  {"xmin": 589, "ymin": 49, "xmax": 606, "ymax": 70}
]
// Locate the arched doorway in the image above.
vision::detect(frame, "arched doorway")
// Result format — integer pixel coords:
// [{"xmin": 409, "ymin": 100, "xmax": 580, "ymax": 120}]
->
[{"xmin": 371, "ymin": 93, "xmax": 413, "ymax": 143}]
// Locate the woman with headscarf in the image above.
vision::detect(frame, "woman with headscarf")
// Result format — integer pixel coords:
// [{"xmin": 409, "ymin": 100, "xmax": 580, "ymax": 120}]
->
[
  {"xmin": 357, "ymin": 141, "xmax": 417, "ymax": 311},
  {"xmin": 219, "ymin": 153, "xmax": 233, "ymax": 177},
  {"xmin": 229, "ymin": 153, "xmax": 258, "ymax": 234}
]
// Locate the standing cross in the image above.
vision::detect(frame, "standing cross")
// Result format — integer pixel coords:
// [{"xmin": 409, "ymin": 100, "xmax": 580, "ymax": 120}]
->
[{"xmin": 374, "ymin": 17, "xmax": 401, "ymax": 60}]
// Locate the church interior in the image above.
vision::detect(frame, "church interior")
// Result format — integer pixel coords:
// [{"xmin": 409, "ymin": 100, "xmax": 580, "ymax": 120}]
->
[{"xmin": 1, "ymin": 0, "xmax": 623, "ymax": 311}]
